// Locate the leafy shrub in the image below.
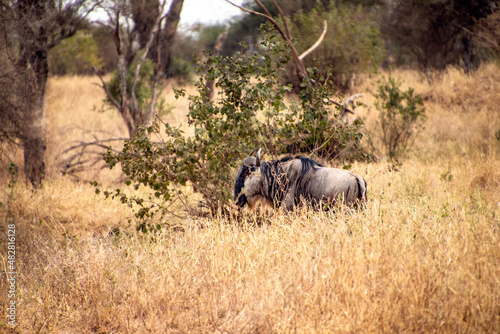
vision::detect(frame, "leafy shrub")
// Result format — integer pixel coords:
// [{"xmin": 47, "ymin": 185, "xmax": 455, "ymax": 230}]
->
[
  {"xmin": 375, "ymin": 73, "xmax": 427, "ymax": 160},
  {"xmin": 49, "ymin": 31, "xmax": 103, "ymax": 75},
  {"xmin": 99, "ymin": 33, "xmax": 367, "ymax": 224}
]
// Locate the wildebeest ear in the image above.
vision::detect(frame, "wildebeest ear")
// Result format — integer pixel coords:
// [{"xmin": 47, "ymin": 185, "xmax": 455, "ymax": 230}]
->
[
  {"xmin": 243, "ymin": 156, "xmax": 256, "ymax": 167},
  {"xmin": 256, "ymin": 148, "xmax": 261, "ymax": 167}
]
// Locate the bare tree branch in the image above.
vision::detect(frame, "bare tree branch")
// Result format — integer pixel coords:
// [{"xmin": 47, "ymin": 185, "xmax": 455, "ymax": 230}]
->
[
  {"xmin": 271, "ymin": 0, "xmax": 291, "ymax": 40},
  {"xmin": 93, "ymin": 0, "xmax": 182, "ymax": 136},
  {"xmin": 225, "ymin": 0, "xmax": 290, "ymax": 47},
  {"xmin": 299, "ymin": 20, "xmax": 327, "ymax": 60}
]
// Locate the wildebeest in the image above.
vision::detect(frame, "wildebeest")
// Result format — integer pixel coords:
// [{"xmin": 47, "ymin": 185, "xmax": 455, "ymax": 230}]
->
[{"xmin": 234, "ymin": 149, "xmax": 367, "ymax": 211}]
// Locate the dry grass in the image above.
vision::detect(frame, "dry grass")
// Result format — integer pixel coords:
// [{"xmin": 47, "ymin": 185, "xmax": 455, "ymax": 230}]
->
[{"xmin": 1, "ymin": 65, "xmax": 500, "ymax": 333}]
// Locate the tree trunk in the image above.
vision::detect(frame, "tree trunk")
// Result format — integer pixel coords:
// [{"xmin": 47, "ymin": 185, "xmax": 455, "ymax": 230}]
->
[
  {"xmin": 460, "ymin": 33, "xmax": 477, "ymax": 74},
  {"xmin": 117, "ymin": 50, "xmax": 136, "ymax": 138},
  {"xmin": 162, "ymin": 0, "xmax": 184, "ymax": 76},
  {"xmin": 23, "ymin": 135, "xmax": 46, "ymax": 187},
  {"xmin": 23, "ymin": 49, "xmax": 49, "ymax": 188},
  {"xmin": 131, "ymin": 0, "xmax": 160, "ymax": 61}
]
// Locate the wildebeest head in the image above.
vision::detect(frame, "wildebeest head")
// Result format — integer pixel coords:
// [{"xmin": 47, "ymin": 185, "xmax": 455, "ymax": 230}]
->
[
  {"xmin": 234, "ymin": 148, "xmax": 318, "ymax": 209},
  {"xmin": 234, "ymin": 148, "xmax": 262, "ymax": 208}
]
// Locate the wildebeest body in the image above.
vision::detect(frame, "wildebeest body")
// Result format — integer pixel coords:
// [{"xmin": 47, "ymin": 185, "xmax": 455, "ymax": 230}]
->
[
  {"xmin": 234, "ymin": 149, "xmax": 367, "ymax": 211},
  {"xmin": 295, "ymin": 167, "xmax": 367, "ymax": 209}
]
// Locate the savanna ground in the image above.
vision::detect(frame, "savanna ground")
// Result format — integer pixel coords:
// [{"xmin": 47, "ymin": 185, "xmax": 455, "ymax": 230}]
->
[{"xmin": 1, "ymin": 64, "xmax": 500, "ymax": 333}]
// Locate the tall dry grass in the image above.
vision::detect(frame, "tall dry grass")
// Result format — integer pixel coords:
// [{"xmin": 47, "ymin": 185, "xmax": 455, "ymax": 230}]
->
[{"xmin": 1, "ymin": 65, "xmax": 499, "ymax": 333}]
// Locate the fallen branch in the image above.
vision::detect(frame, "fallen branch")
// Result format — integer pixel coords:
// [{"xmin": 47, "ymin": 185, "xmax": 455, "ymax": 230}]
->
[{"xmin": 57, "ymin": 137, "xmax": 127, "ymax": 176}]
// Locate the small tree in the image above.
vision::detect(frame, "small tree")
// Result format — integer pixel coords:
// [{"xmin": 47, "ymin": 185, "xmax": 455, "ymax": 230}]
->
[
  {"xmin": 58, "ymin": 0, "xmax": 184, "ymax": 177},
  {"xmin": 375, "ymin": 73, "xmax": 426, "ymax": 160},
  {"xmin": 93, "ymin": 0, "xmax": 184, "ymax": 137}
]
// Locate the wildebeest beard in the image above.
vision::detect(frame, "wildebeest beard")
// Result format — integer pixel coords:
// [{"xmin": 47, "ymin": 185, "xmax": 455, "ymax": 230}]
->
[{"xmin": 234, "ymin": 156, "xmax": 323, "ymax": 208}]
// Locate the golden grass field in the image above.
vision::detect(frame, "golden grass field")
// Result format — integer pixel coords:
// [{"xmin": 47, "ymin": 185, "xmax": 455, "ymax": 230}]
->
[{"xmin": 1, "ymin": 64, "xmax": 500, "ymax": 333}]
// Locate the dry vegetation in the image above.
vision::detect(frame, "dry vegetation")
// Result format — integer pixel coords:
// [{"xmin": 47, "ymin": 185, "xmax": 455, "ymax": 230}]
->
[{"xmin": 1, "ymin": 64, "xmax": 500, "ymax": 333}]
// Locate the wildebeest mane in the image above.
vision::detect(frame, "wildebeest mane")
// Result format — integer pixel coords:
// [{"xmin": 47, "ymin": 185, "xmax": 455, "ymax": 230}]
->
[
  {"xmin": 296, "ymin": 155, "xmax": 323, "ymax": 173},
  {"xmin": 260, "ymin": 156, "xmax": 323, "ymax": 206},
  {"xmin": 260, "ymin": 159, "xmax": 286, "ymax": 205}
]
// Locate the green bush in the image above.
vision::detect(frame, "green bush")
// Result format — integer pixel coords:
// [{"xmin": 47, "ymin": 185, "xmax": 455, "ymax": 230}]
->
[
  {"xmin": 375, "ymin": 73, "xmax": 427, "ymax": 160},
  {"xmin": 49, "ymin": 31, "xmax": 103, "ymax": 75},
  {"xmin": 165, "ymin": 55, "xmax": 194, "ymax": 80},
  {"xmin": 98, "ymin": 33, "xmax": 367, "ymax": 226}
]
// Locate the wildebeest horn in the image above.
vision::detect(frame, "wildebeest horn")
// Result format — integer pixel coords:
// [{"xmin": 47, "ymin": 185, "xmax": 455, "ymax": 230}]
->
[
  {"xmin": 248, "ymin": 148, "xmax": 257, "ymax": 157},
  {"xmin": 256, "ymin": 148, "xmax": 261, "ymax": 167}
]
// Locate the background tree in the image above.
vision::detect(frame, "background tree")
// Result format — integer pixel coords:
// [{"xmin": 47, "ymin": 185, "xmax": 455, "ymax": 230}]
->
[
  {"xmin": 127, "ymin": 0, "xmax": 184, "ymax": 75},
  {"xmin": 94, "ymin": 0, "xmax": 159, "ymax": 138},
  {"xmin": 225, "ymin": 0, "xmax": 383, "ymax": 92},
  {"xmin": 287, "ymin": 3, "xmax": 384, "ymax": 91},
  {"xmin": 57, "ymin": 0, "xmax": 185, "ymax": 176},
  {"xmin": 0, "ymin": 0, "xmax": 93, "ymax": 187},
  {"xmin": 382, "ymin": 0, "xmax": 496, "ymax": 73}
]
